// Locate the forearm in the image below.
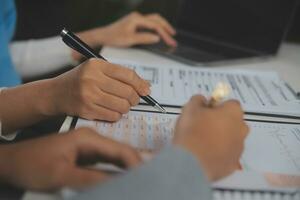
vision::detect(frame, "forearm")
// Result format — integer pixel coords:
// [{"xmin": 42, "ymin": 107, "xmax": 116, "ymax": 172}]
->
[
  {"xmin": 0, "ymin": 79, "xmax": 59, "ymax": 134},
  {"xmin": 10, "ymin": 29, "xmax": 110, "ymax": 70},
  {"xmin": 10, "ymin": 36, "xmax": 78, "ymax": 78}
]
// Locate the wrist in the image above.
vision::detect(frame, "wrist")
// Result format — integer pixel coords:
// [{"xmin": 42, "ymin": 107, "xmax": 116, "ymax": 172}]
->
[
  {"xmin": 36, "ymin": 79, "xmax": 62, "ymax": 117},
  {"xmin": 77, "ymin": 28, "xmax": 107, "ymax": 48},
  {"xmin": 173, "ymin": 141, "xmax": 214, "ymax": 181}
]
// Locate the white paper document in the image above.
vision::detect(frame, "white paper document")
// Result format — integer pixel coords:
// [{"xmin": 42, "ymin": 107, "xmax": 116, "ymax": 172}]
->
[
  {"xmin": 241, "ymin": 122, "xmax": 300, "ymax": 175},
  {"xmin": 117, "ymin": 62, "xmax": 300, "ymax": 118},
  {"xmin": 77, "ymin": 111, "xmax": 177, "ymax": 153},
  {"xmin": 76, "ymin": 111, "xmax": 300, "ymax": 191}
]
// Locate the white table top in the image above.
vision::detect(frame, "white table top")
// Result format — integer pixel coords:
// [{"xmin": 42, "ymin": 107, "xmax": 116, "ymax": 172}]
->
[
  {"xmin": 23, "ymin": 42, "xmax": 300, "ymax": 200},
  {"xmin": 102, "ymin": 42, "xmax": 300, "ymax": 93}
]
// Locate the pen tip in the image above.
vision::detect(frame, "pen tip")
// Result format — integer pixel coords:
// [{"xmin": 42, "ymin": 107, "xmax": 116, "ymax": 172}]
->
[{"xmin": 155, "ymin": 104, "xmax": 167, "ymax": 113}]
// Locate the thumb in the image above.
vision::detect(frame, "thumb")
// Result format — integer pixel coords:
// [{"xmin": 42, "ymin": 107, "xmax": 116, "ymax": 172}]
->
[
  {"xmin": 133, "ymin": 33, "xmax": 160, "ymax": 45},
  {"xmin": 183, "ymin": 95, "xmax": 208, "ymax": 113},
  {"xmin": 63, "ymin": 167, "xmax": 109, "ymax": 189}
]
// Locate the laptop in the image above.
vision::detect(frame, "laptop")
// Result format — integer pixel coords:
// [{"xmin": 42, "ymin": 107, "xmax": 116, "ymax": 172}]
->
[{"xmin": 139, "ymin": 0, "xmax": 299, "ymax": 65}]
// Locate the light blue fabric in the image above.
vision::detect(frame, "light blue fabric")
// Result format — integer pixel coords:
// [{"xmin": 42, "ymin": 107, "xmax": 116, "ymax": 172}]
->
[
  {"xmin": 0, "ymin": 0, "xmax": 21, "ymax": 87},
  {"xmin": 71, "ymin": 146, "xmax": 212, "ymax": 200}
]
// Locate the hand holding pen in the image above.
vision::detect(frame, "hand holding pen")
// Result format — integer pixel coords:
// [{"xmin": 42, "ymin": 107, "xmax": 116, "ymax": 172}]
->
[{"xmin": 61, "ymin": 28, "xmax": 166, "ymax": 113}]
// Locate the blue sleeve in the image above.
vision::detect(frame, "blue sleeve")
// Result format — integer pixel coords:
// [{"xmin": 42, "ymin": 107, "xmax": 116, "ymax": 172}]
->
[
  {"xmin": 0, "ymin": 0, "xmax": 21, "ymax": 87},
  {"xmin": 71, "ymin": 146, "xmax": 212, "ymax": 200}
]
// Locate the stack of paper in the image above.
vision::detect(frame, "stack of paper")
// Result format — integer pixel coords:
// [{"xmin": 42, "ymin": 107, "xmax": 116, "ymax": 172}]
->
[
  {"xmin": 74, "ymin": 62, "xmax": 300, "ymax": 198},
  {"xmin": 118, "ymin": 61, "xmax": 300, "ymax": 118},
  {"xmin": 76, "ymin": 110, "xmax": 300, "ymax": 193}
]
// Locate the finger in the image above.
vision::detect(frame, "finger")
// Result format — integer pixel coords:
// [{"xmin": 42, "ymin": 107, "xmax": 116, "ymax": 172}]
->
[
  {"xmin": 101, "ymin": 63, "xmax": 150, "ymax": 96},
  {"xmin": 93, "ymin": 89, "xmax": 131, "ymax": 114},
  {"xmin": 187, "ymin": 95, "xmax": 208, "ymax": 108},
  {"xmin": 182, "ymin": 95, "xmax": 208, "ymax": 114},
  {"xmin": 146, "ymin": 14, "xmax": 176, "ymax": 35},
  {"xmin": 136, "ymin": 17, "xmax": 177, "ymax": 47},
  {"xmin": 133, "ymin": 32, "xmax": 161, "ymax": 45},
  {"xmin": 97, "ymin": 75, "xmax": 140, "ymax": 106},
  {"xmin": 73, "ymin": 129, "xmax": 142, "ymax": 168},
  {"xmin": 242, "ymin": 122, "xmax": 250, "ymax": 138},
  {"xmin": 219, "ymin": 100, "xmax": 244, "ymax": 118},
  {"xmin": 87, "ymin": 104, "xmax": 122, "ymax": 122},
  {"xmin": 63, "ymin": 167, "xmax": 108, "ymax": 189}
]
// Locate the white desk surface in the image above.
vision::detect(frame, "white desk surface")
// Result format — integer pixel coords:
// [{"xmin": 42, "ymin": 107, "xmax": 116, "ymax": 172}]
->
[
  {"xmin": 102, "ymin": 42, "xmax": 300, "ymax": 93},
  {"xmin": 23, "ymin": 42, "xmax": 300, "ymax": 200}
]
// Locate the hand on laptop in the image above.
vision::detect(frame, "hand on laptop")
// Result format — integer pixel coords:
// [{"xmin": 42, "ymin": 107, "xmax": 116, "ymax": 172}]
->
[
  {"xmin": 50, "ymin": 58, "xmax": 150, "ymax": 121},
  {"xmin": 173, "ymin": 95, "xmax": 249, "ymax": 181},
  {"xmin": 0, "ymin": 128, "xmax": 141, "ymax": 191},
  {"xmin": 77, "ymin": 12, "xmax": 177, "ymax": 49}
]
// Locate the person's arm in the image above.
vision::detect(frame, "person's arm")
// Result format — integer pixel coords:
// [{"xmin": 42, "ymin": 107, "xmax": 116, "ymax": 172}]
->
[
  {"xmin": 10, "ymin": 36, "xmax": 78, "ymax": 78},
  {"xmin": 0, "ymin": 128, "xmax": 142, "ymax": 191},
  {"xmin": 10, "ymin": 12, "xmax": 176, "ymax": 76},
  {"xmin": 71, "ymin": 146, "xmax": 212, "ymax": 200},
  {"xmin": 70, "ymin": 96, "xmax": 249, "ymax": 200},
  {"xmin": 0, "ymin": 59, "xmax": 150, "ymax": 136},
  {"xmin": 0, "ymin": 78, "xmax": 61, "ymax": 135},
  {"xmin": 76, "ymin": 12, "xmax": 177, "ymax": 50},
  {"xmin": 0, "ymin": 95, "xmax": 249, "ymax": 194}
]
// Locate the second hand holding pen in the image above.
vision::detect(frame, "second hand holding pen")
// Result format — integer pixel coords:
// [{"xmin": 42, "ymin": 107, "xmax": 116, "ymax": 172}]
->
[{"xmin": 60, "ymin": 28, "xmax": 166, "ymax": 113}]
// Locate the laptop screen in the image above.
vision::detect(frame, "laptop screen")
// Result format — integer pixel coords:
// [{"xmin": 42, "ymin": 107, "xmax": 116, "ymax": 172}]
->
[{"xmin": 174, "ymin": 0, "xmax": 298, "ymax": 54}]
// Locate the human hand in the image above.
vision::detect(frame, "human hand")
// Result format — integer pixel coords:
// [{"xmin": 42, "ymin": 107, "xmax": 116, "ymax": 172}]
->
[
  {"xmin": 0, "ymin": 128, "xmax": 141, "ymax": 191},
  {"xmin": 79, "ymin": 12, "xmax": 177, "ymax": 48},
  {"xmin": 50, "ymin": 58, "xmax": 150, "ymax": 121},
  {"xmin": 173, "ymin": 95, "xmax": 249, "ymax": 181}
]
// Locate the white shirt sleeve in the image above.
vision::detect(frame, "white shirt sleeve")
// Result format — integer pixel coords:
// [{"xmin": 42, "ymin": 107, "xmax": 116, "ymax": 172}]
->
[
  {"xmin": 0, "ymin": 88, "xmax": 17, "ymax": 141},
  {"xmin": 10, "ymin": 36, "xmax": 79, "ymax": 78}
]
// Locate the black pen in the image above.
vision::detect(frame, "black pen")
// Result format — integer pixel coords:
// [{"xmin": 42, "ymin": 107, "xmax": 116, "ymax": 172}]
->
[{"xmin": 60, "ymin": 28, "xmax": 166, "ymax": 113}]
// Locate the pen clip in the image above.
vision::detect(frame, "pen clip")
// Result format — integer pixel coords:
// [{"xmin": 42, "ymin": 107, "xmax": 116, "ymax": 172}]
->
[
  {"xmin": 62, "ymin": 36, "xmax": 94, "ymax": 59},
  {"xmin": 61, "ymin": 28, "xmax": 100, "ymax": 59}
]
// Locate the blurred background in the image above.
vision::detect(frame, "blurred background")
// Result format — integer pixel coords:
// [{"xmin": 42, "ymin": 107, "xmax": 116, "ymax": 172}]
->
[{"xmin": 14, "ymin": 0, "xmax": 300, "ymax": 42}]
